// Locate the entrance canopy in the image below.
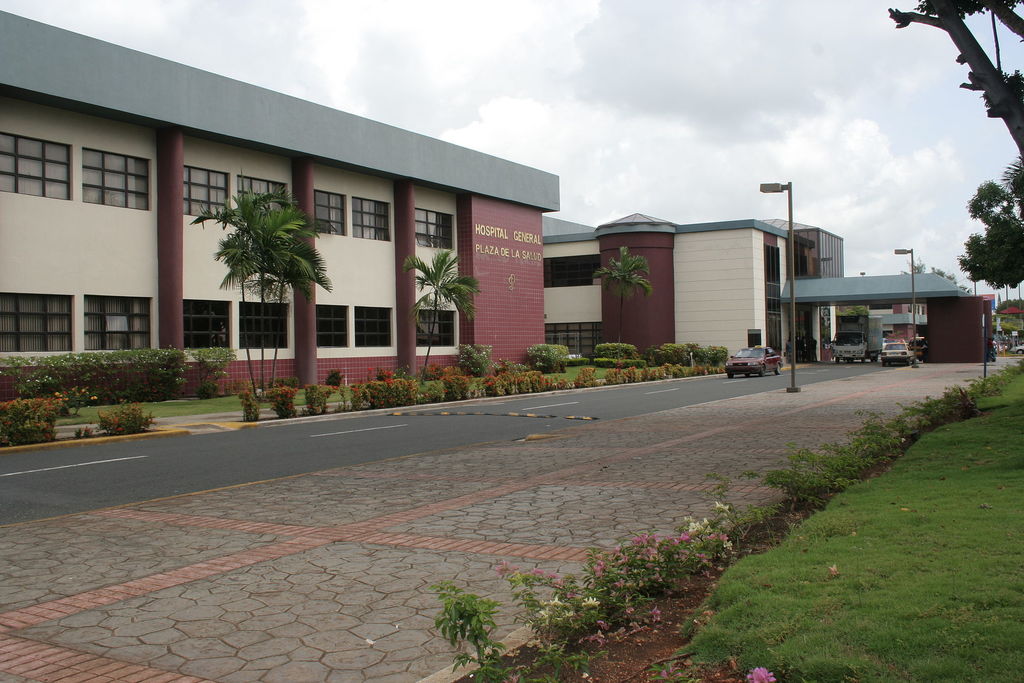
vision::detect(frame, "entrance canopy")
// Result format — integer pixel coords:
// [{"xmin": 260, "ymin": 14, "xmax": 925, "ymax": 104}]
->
[{"xmin": 783, "ymin": 274, "xmax": 965, "ymax": 306}]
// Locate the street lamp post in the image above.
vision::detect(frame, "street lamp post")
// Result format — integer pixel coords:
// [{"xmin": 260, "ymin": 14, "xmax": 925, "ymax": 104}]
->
[
  {"xmin": 894, "ymin": 248, "xmax": 918, "ymax": 367},
  {"xmin": 760, "ymin": 182, "xmax": 800, "ymax": 393}
]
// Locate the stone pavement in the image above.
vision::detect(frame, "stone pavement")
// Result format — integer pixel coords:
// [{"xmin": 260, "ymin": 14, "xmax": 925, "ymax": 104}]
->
[{"xmin": 0, "ymin": 363, "xmax": 998, "ymax": 682}]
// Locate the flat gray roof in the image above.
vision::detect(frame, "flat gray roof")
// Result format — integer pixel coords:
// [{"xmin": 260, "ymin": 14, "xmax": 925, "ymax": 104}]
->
[
  {"xmin": 784, "ymin": 274, "xmax": 966, "ymax": 304},
  {"xmin": 543, "ymin": 216, "xmax": 788, "ymax": 243},
  {"xmin": 0, "ymin": 11, "xmax": 559, "ymax": 211}
]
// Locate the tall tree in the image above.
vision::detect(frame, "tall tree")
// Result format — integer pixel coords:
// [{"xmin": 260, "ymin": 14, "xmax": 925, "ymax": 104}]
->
[
  {"xmin": 594, "ymin": 246, "xmax": 653, "ymax": 342},
  {"xmin": 193, "ymin": 189, "xmax": 331, "ymax": 392},
  {"xmin": 889, "ymin": 1, "xmax": 1024, "ymax": 155},
  {"xmin": 959, "ymin": 157, "xmax": 1024, "ymax": 286},
  {"xmin": 402, "ymin": 250, "xmax": 481, "ymax": 376}
]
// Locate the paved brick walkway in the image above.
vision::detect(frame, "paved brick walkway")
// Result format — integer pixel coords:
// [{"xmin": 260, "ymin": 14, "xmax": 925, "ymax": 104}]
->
[{"xmin": 0, "ymin": 363, "xmax": 996, "ymax": 682}]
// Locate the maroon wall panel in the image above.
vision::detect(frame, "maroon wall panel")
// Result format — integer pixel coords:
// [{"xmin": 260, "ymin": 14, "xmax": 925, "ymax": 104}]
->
[
  {"xmin": 927, "ymin": 296, "xmax": 991, "ymax": 363},
  {"xmin": 597, "ymin": 232, "xmax": 676, "ymax": 351},
  {"xmin": 456, "ymin": 195, "xmax": 545, "ymax": 363}
]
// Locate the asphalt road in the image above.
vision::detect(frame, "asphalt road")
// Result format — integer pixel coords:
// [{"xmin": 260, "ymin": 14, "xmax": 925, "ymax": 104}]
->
[{"xmin": 0, "ymin": 362, "xmax": 887, "ymax": 525}]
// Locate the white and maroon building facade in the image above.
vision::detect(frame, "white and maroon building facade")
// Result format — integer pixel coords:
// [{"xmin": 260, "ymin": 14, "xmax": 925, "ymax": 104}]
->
[{"xmin": 0, "ymin": 12, "xmax": 556, "ymax": 388}]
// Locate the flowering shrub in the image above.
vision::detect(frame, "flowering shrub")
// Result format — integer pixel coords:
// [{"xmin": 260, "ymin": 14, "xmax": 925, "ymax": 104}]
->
[
  {"xmin": 422, "ymin": 364, "xmax": 446, "ymax": 381},
  {"xmin": 350, "ymin": 378, "xmax": 418, "ymax": 409},
  {"xmin": 371, "ymin": 367, "xmax": 395, "ymax": 382},
  {"xmin": 302, "ymin": 384, "xmax": 332, "ymax": 416},
  {"xmin": 484, "ymin": 370, "xmax": 551, "ymax": 396},
  {"xmin": 574, "ymin": 367, "xmax": 599, "ymax": 388},
  {"xmin": 747, "ymin": 667, "xmax": 777, "ymax": 683},
  {"xmin": 52, "ymin": 387, "xmax": 97, "ymax": 416},
  {"xmin": 604, "ymin": 366, "xmax": 644, "ymax": 384},
  {"xmin": 526, "ymin": 343, "xmax": 570, "ymax": 373},
  {"xmin": 271, "ymin": 376, "xmax": 300, "ymax": 389},
  {"xmin": 0, "ymin": 349, "xmax": 186, "ymax": 403},
  {"xmin": 74, "ymin": 426, "xmax": 95, "ymax": 439},
  {"xmin": 441, "ymin": 367, "xmax": 472, "ymax": 401},
  {"xmin": 494, "ymin": 359, "xmax": 529, "ymax": 375},
  {"xmin": 97, "ymin": 403, "xmax": 154, "ymax": 436},
  {"xmin": 419, "ymin": 381, "xmax": 446, "ymax": 404},
  {"xmin": 0, "ymin": 398, "xmax": 62, "ymax": 446},
  {"xmin": 500, "ymin": 516, "xmax": 732, "ymax": 641},
  {"xmin": 266, "ymin": 385, "xmax": 298, "ymax": 419},
  {"xmin": 458, "ymin": 344, "xmax": 493, "ymax": 377},
  {"xmin": 238, "ymin": 390, "xmax": 261, "ymax": 422}
]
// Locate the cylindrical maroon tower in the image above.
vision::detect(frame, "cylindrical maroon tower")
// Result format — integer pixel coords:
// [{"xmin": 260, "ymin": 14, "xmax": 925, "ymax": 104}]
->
[
  {"xmin": 156, "ymin": 127, "xmax": 184, "ymax": 350},
  {"xmin": 291, "ymin": 158, "xmax": 318, "ymax": 386},
  {"xmin": 595, "ymin": 214, "xmax": 676, "ymax": 351},
  {"xmin": 393, "ymin": 180, "xmax": 417, "ymax": 373}
]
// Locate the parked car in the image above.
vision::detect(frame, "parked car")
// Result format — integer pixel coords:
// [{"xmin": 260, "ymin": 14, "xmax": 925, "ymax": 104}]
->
[
  {"xmin": 881, "ymin": 341, "xmax": 914, "ymax": 366},
  {"xmin": 1013, "ymin": 343, "xmax": 1024, "ymax": 355},
  {"xmin": 725, "ymin": 346, "xmax": 782, "ymax": 378}
]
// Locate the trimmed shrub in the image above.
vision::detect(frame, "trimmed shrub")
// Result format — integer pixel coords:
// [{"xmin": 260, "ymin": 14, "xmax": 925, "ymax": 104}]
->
[
  {"xmin": 593, "ymin": 358, "xmax": 647, "ymax": 369},
  {"xmin": 645, "ymin": 342, "xmax": 700, "ymax": 366},
  {"xmin": 238, "ymin": 390, "xmax": 261, "ymax": 422},
  {"xmin": 422, "ymin": 364, "xmax": 445, "ymax": 381},
  {"xmin": 458, "ymin": 344, "xmax": 493, "ymax": 377},
  {"xmin": 1, "ymin": 349, "xmax": 186, "ymax": 403},
  {"xmin": 0, "ymin": 398, "xmax": 61, "ymax": 446},
  {"xmin": 97, "ymin": 403, "xmax": 154, "ymax": 436},
  {"xmin": 484, "ymin": 370, "xmax": 551, "ymax": 396},
  {"xmin": 186, "ymin": 347, "xmax": 235, "ymax": 395},
  {"xmin": 526, "ymin": 344, "xmax": 570, "ymax": 373},
  {"xmin": 324, "ymin": 369, "xmax": 345, "ymax": 388},
  {"xmin": 419, "ymin": 381, "xmax": 446, "ymax": 404},
  {"xmin": 272, "ymin": 376, "xmax": 300, "ymax": 389},
  {"xmin": 266, "ymin": 385, "xmax": 298, "ymax": 419},
  {"xmin": 694, "ymin": 345, "xmax": 729, "ymax": 367},
  {"xmin": 565, "ymin": 357, "xmax": 590, "ymax": 367},
  {"xmin": 351, "ymin": 378, "xmax": 418, "ymax": 410},
  {"xmin": 593, "ymin": 343, "xmax": 639, "ymax": 359},
  {"xmin": 441, "ymin": 367, "xmax": 472, "ymax": 401},
  {"xmin": 302, "ymin": 384, "xmax": 332, "ymax": 416},
  {"xmin": 495, "ymin": 359, "xmax": 530, "ymax": 375},
  {"xmin": 574, "ymin": 367, "xmax": 599, "ymax": 388}
]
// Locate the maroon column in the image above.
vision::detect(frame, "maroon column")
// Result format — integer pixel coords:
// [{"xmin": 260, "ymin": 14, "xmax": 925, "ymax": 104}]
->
[
  {"xmin": 156, "ymin": 128, "xmax": 184, "ymax": 349},
  {"xmin": 598, "ymin": 233, "xmax": 675, "ymax": 350},
  {"xmin": 291, "ymin": 158, "xmax": 318, "ymax": 385},
  {"xmin": 394, "ymin": 180, "xmax": 417, "ymax": 373}
]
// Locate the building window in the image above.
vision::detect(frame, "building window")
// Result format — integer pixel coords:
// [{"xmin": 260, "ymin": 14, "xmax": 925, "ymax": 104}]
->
[
  {"xmin": 183, "ymin": 299, "xmax": 229, "ymax": 348},
  {"xmin": 354, "ymin": 306, "xmax": 391, "ymax": 346},
  {"xmin": 85, "ymin": 296, "xmax": 150, "ymax": 350},
  {"xmin": 416, "ymin": 310, "xmax": 454, "ymax": 346},
  {"xmin": 764, "ymin": 244, "xmax": 782, "ymax": 351},
  {"xmin": 545, "ymin": 322, "xmax": 601, "ymax": 357},
  {"xmin": 237, "ymin": 175, "xmax": 286, "ymax": 194},
  {"xmin": 316, "ymin": 304, "xmax": 348, "ymax": 347},
  {"xmin": 0, "ymin": 293, "xmax": 72, "ymax": 352},
  {"xmin": 314, "ymin": 190, "xmax": 345, "ymax": 235},
  {"xmin": 352, "ymin": 197, "xmax": 390, "ymax": 241},
  {"xmin": 239, "ymin": 302, "xmax": 287, "ymax": 349},
  {"xmin": 544, "ymin": 255, "xmax": 601, "ymax": 287},
  {"xmin": 0, "ymin": 133, "xmax": 70, "ymax": 199},
  {"xmin": 415, "ymin": 209, "xmax": 453, "ymax": 248},
  {"xmin": 184, "ymin": 166, "xmax": 228, "ymax": 215},
  {"xmin": 82, "ymin": 149, "xmax": 149, "ymax": 209}
]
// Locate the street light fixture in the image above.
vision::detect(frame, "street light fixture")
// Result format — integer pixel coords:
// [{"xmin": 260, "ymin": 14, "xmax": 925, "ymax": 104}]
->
[
  {"xmin": 894, "ymin": 248, "xmax": 918, "ymax": 367},
  {"xmin": 760, "ymin": 182, "xmax": 800, "ymax": 392}
]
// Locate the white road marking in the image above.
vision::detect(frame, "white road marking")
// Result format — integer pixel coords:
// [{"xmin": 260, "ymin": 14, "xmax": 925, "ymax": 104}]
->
[
  {"xmin": 645, "ymin": 388, "xmax": 680, "ymax": 394},
  {"xmin": 520, "ymin": 401, "xmax": 579, "ymax": 410},
  {"xmin": 0, "ymin": 456, "xmax": 148, "ymax": 478},
  {"xmin": 722, "ymin": 379, "xmax": 747, "ymax": 384},
  {"xmin": 310, "ymin": 424, "xmax": 408, "ymax": 438}
]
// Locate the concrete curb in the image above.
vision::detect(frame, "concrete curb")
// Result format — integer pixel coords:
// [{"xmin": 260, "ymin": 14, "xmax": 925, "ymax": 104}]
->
[{"xmin": 0, "ymin": 427, "xmax": 191, "ymax": 456}]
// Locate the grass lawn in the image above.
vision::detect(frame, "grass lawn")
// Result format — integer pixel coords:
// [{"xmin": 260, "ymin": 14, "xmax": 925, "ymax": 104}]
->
[
  {"xmin": 690, "ymin": 376, "xmax": 1024, "ymax": 681},
  {"xmin": 56, "ymin": 388, "xmax": 351, "ymax": 425}
]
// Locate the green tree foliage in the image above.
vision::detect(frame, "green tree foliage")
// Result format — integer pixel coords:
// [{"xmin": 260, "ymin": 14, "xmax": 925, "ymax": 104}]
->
[
  {"xmin": 403, "ymin": 250, "xmax": 481, "ymax": 376},
  {"xmin": 193, "ymin": 189, "xmax": 331, "ymax": 392},
  {"xmin": 594, "ymin": 246, "xmax": 653, "ymax": 342},
  {"xmin": 959, "ymin": 157, "xmax": 1024, "ymax": 287}
]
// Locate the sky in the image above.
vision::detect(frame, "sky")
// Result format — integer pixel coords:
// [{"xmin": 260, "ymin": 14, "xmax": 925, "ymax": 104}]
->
[{"xmin": 3, "ymin": 0, "xmax": 1022, "ymax": 297}]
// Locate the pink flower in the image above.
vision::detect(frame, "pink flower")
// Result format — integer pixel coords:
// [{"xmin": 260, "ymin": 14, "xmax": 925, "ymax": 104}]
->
[{"xmin": 746, "ymin": 667, "xmax": 777, "ymax": 683}]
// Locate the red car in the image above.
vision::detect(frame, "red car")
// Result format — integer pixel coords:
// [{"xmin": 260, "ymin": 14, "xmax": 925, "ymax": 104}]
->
[{"xmin": 725, "ymin": 346, "xmax": 783, "ymax": 378}]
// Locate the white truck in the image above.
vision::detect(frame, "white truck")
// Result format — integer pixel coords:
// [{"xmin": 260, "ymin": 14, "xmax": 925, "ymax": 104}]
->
[{"xmin": 833, "ymin": 315, "xmax": 883, "ymax": 362}]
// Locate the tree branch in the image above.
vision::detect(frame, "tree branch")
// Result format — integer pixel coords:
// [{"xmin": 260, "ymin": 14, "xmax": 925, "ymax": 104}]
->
[
  {"xmin": 888, "ymin": 8, "xmax": 944, "ymax": 29},
  {"xmin": 981, "ymin": 0, "xmax": 1024, "ymax": 42}
]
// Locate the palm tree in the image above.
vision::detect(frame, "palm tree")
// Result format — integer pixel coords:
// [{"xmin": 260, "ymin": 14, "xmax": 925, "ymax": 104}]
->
[
  {"xmin": 594, "ymin": 246, "xmax": 653, "ymax": 342},
  {"xmin": 402, "ymin": 250, "xmax": 481, "ymax": 376},
  {"xmin": 193, "ymin": 189, "xmax": 332, "ymax": 392}
]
